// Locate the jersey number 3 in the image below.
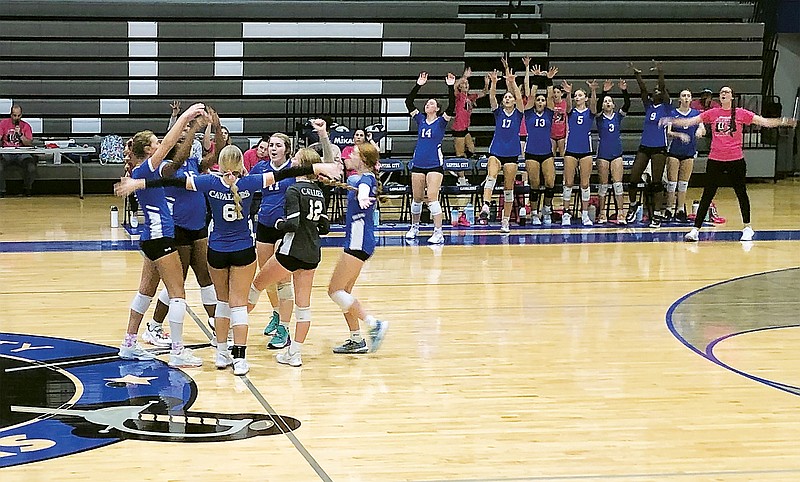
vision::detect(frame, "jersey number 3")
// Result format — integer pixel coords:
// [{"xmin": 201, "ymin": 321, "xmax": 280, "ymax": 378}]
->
[{"xmin": 306, "ymin": 199, "xmax": 324, "ymax": 221}]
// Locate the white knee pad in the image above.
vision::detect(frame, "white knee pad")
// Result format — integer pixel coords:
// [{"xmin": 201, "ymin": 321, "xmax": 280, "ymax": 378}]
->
[
  {"xmin": 248, "ymin": 284, "xmax": 261, "ymax": 305},
  {"xmin": 216, "ymin": 301, "xmax": 231, "ymax": 319},
  {"xmin": 229, "ymin": 306, "xmax": 248, "ymax": 327},
  {"xmin": 130, "ymin": 292, "xmax": 152, "ymax": 315},
  {"xmin": 157, "ymin": 287, "xmax": 170, "ymax": 305},
  {"xmin": 677, "ymin": 181, "xmax": 689, "ymax": 192},
  {"xmin": 562, "ymin": 186, "xmax": 573, "ymax": 202},
  {"xmin": 295, "ymin": 305, "xmax": 312, "ymax": 322},
  {"xmin": 598, "ymin": 184, "xmax": 610, "ymax": 197},
  {"xmin": 277, "ymin": 282, "xmax": 294, "ymax": 302},
  {"xmin": 410, "ymin": 201, "xmax": 423, "ymax": 215},
  {"xmin": 167, "ymin": 298, "xmax": 186, "ymax": 324},
  {"xmin": 484, "ymin": 176, "xmax": 497, "ymax": 191},
  {"xmin": 329, "ymin": 290, "xmax": 355, "ymax": 312},
  {"xmin": 428, "ymin": 200, "xmax": 443, "ymax": 216},
  {"xmin": 613, "ymin": 182, "xmax": 624, "ymax": 196},
  {"xmin": 200, "ymin": 284, "xmax": 217, "ymax": 305},
  {"xmin": 581, "ymin": 187, "xmax": 591, "ymax": 202},
  {"xmin": 666, "ymin": 181, "xmax": 677, "ymax": 193},
  {"xmin": 503, "ymin": 190, "xmax": 514, "ymax": 203}
]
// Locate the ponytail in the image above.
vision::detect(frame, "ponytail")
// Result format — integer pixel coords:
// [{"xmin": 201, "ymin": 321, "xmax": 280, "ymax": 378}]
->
[{"xmin": 227, "ymin": 173, "xmax": 244, "ymax": 220}]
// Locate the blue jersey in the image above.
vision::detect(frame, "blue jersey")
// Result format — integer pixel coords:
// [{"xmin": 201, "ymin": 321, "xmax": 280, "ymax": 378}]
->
[
  {"xmin": 523, "ymin": 108, "xmax": 554, "ymax": 156},
  {"xmin": 249, "ymin": 159, "xmax": 296, "ymax": 228},
  {"xmin": 596, "ymin": 111, "xmax": 625, "ymax": 160},
  {"xmin": 192, "ymin": 173, "xmax": 268, "ymax": 252},
  {"xmin": 565, "ymin": 107, "xmax": 593, "ymax": 154},
  {"xmin": 640, "ymin": 101, "xmax": 672, "ymax": 148},
  {"xmin": 344, "ymin": 173, "xmax": 378, "ymax": 256},
  {"xmin": 164, "ymin": 157, "xmax": 207, "ymax": 231},
  {"xmin": 668, "ymin": 107, "xmax": 701, "ymax": 158},
  {"xmin": 132, "ymin": 159, "xmax": 173, "ymax": 241},
  {"xmin": 489, "ymin": 108, "xmax": 523, "ymax": 157},
  {"xmin": 411, "ymin": 113, "xmax": 447, "ymax": 169}
]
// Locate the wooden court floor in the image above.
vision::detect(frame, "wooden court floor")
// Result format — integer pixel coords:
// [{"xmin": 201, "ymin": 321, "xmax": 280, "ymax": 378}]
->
[{"xmin": 2, "ymin": 180, "xmax": 800, "ymax": 481}]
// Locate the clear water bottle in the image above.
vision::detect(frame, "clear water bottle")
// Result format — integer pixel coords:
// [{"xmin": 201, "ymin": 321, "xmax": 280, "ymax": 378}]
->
[
  {"xmin": 451, "ymin": 208, "xmax": 459, "ymax": 226},
  {"xmin": 588, "ymin": 204, "xmax": 596, "ymax": 221},
  {"xmin": 692, "ymin": 200, "xmax": 699, "ymax": 215},
  {"xmin": 635, "ymin": 204, "xmax": 643, "ymax": 223},
  {"xmin": 373, "ymin": 207, "xmax": 380, "ymax": 227},
  {"xmin": 518, "ymin": 206, "xmax": 527, "ymax": 226},
  {"xmin": 110, "ymin": 205, "xmax": 119, "ymax": 228},
  {"xmin": 465, "ymin": 203, "xmax": 475, "ymax": 225}
]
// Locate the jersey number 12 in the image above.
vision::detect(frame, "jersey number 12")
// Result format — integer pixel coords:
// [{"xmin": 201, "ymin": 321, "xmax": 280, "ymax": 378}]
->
[{"xmin": 307, "ymin": 199, "xmax": 324, "ymax": 221}]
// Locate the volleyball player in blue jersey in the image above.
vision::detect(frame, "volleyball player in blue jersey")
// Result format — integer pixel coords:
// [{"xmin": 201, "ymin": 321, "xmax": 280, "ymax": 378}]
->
[
  {"xmin": 404, "ymin": 71, "xmax": 456, "ymax": 244},
  {"xmin": 118, "ymin": 102, "xmax": 206, "ymax": 368},
  {"xmin": 249, "ymin": 132, "xmax": 295, "ymax": 349},
  {"xmin": 561, "ymin": 79, "xmax": 598, "ymax": 226},
  {"xmin": 594, "ymin": 79, "xmax": 631, "ymax": 224},
  {"xmin": 625, "ymin": 61, "xmax": 672, "ymax": 228},
  {"xmin": 480, "ymin": 65, "xmax": 526, "ymax": 233},
  {"xmin": 666, "ymin": 89, "xmax": 705, "ymax": 222},
  {"xmin": 328, "ymin": 142, "xmax": 389, "ymax": 354},
  {"xmin": 522, "ymin": 64, "xmax": 558, "ymax": 225}
]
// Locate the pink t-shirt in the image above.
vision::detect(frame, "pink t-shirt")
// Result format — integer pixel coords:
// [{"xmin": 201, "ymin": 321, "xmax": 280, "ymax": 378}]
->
[
  {"xmin": 518, "ymin": 96, "xmax": 528, "ymax": 136},
  {"xmin": 243, "ymin": 147, "xmax": 264, "ymax": 172},
  {"xmin": 550, "ymin": 99, "xmax": 567, "ymax": 139},
  {"xmin": 699, "ymin": 107, "xmax": 755, "ymax": 161},
  {"xmin": 0, "ymin": 118, "xmax": 33, "ymax": 147},
  {"xmin": 452, "ymin": 92, "xmax": 479, "ymax": 132}
]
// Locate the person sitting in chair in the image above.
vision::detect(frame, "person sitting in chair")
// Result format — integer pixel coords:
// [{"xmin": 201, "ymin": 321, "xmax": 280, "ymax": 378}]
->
[{"xmin": 0, "ymin": 105, "xmax": 35, "ymax": 197}]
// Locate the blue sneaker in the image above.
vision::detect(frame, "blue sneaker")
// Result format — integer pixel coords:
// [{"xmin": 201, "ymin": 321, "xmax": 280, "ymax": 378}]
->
[
  {"xmin": 264, "ymin": 311, "xmax": 280, "ymax": 336},
  {"xmin": 267, "ymin": 324, "xmax": 290, "ymax": 349},
  {"xmin": 332, "ymin": 338, "xmax": 368, "ymax": 354},
  {"xmin": 369, "ymin": 320, "xmax": 388, "ymax": 353}
]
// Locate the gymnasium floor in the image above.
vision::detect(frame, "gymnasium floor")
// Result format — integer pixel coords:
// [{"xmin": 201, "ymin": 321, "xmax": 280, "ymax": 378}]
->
[{"xmin": 2, "ymin": 180, "xmax": 800, "ymax": 481}]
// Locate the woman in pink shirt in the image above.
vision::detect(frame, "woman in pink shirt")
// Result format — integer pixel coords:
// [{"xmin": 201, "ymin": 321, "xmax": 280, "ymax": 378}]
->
[
  {"xmin": 668, "ymin": 86, "xmax": 795, "ymax": 242},
  {"xmin": 243, "ymin": 137, "xmax": 268, "ymax": 172},
  {"xmin": 550, "ymin": 86, "xmax": 567, "ymax": 158}
]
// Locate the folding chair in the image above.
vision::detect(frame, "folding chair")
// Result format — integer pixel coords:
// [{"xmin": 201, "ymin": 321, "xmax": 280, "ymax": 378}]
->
[
  {"xmin": 439, "ymin": 157, "xmax": 479, "ymax": 223},
  {"xmin": 378, "ymin": 159, "xmax": 411, "ymax": 223}
]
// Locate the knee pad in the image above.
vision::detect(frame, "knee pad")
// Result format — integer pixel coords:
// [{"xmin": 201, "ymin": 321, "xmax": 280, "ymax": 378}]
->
[
  {"xmin": 229, "ymin": 306, "xmax": 248, "ymax": 327},
  {"xmin": 157, "ymin": 287, "xmax": 170, "ymax": 305},
  {"xmin": 544, "ymin": 187, "xmax": 556, "ymax": 199},
  {"xmin": 677, "ymin": 181, "xmax": 689, "ymax": 192},
  {"xmin": 248, "ymin": 284, "xmax": 261, "ymax": 305},
  {"xmin": 130, "ymin": 292, "xmax": 152, "ymax": 315},
  {"xmin": 200, "ymin": 284, "xmax": 217, "ymax": 305},
  {"xmin": 216, "ymin": 301, "xmax": 231, "ymax": 319},
  {"xmin": 295, "ymin": 305, "xmax": 312, "ymax": 322},
  {"xmin": 597, "ymin": 184, "xmax": 610, "ymax": 197},
  {"xmin": 503, "ymin": 190, "xmax": 514, "ymax": 203},
  {"xmin": 581, "ymin": 187, "xmax": 591, "ymax": 202},
  {"xmin": 167, "ymin": 298, "xmax": 186, "ymax": 324},
  {"xmin": 613, "ymin": 182, "xmax": 624, "ymax": 196},
  {"xmin": 484, "ymin": 176, "xmax": 497, "ymax": 191},
  {"xmin": 410, "ymin": 201, "xmax": 423, "ymax": 215},
  {"xmin": 562, "ymin": 186, "xmax": 573, "ymax": 202},
  {"xmin": 666, "ymin": 181, "xmax": 677, "ymax": 193},
  {"xmin": 329, "ymin": 290, "xmax": 355, "ymax": 312},
  {"xmin": 277, "ymin": 281, "xmax": 294, "ymax": 302},
  {"xmin": 427, "ymin": 200, "xmax": 442, "ymax": 216}
]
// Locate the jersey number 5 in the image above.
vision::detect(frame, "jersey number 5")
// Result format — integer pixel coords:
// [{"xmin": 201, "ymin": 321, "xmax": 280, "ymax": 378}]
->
[{"xmin": 306, "ymin": 199, "xmax": 324, "ymax": 221}]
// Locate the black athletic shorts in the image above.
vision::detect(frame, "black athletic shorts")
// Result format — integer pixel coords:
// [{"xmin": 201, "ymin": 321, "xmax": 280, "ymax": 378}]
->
[
  {"xmin": 453, "ymin": 129, "xmax": 470, "ymax": 138},
  {"xmin": 410, "ymin": 166, "xmax": 444, "ymax": 175},
  {"xmin": 564, "ymin": 151, "xmax": 594, "ymax": 159},
  {"xmin": 174, "ymin": 226, "xmax": 208, "ymax": 246},
  {"xmin": 668, "ymin": 153, "xmax": 695, "ymax": 162},
  {"xmin": 275, "ymin": 252, "xmax": 318, "ymax": 272},
  {"xmin": 490, "ymin": 155, "xmax": 519, "ymax": 165},
  {"xmin": 524, "ymin": 153, "xmax": 553, "ymax": 163},
  {"xmin": 140, "ymin": 237, "xmax": 177, "ymax": 262},
  {"xmin": 256, "ymin": 222, "xmax": 284, "ymax": 244},
  {"xmin": 344, "ymin": 248, "xmax": 372, "ymax": 262},
  {"xmin": 207, "ymin": 246, "xmax": 256, "ymax": 269},
  {"xmin": 637, "ymin": 145, "xmax": 667, "ymax": 157}
]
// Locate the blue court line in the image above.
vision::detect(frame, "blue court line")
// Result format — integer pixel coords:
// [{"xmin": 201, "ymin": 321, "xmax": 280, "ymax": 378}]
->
[{"xmin": 3, "ymin": 229, "xmax": 800, "ymax": 253}]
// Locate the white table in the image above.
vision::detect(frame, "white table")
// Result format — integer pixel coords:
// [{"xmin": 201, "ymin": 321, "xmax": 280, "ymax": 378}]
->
[{"xmin": 0, "ymin": 146, "xmax": 97, "ymax": 198}]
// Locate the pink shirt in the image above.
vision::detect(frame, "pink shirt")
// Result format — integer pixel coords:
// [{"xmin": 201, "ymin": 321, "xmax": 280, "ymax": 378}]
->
[
  {"xmin": 550, "ymin": 99, "xmax": 567, "ymax": 139},
  {"xmin": 452, "ymin": 92, "xmax": 479, "ymax": 132},
  {"xmin": 0, "ymin": 118, "xmax": 33, "ymax": 147},
  {"xmin": 518, "ymin": 96, "xmax": 528, "ymax": 136},
  {"xmin": 699, "ymin": 107, "xmax": 755, "ymax": 161},
  {"xmin": 243, "ymin": 147, "xmax": 264, "ymax": 172}
]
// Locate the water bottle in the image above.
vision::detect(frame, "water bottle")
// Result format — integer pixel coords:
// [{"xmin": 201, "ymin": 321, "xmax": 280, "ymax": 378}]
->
[
  {"xmin": 518, "ymin": 206, "xmax": 527, "ymax": 226},
  {"xmin": 451, "ymin": 208, "xmax": 459, "ymax": 226},
  {"xmin": 373, "ymin": 207, "xmax": 380, "ymax": 227},
  {"xmin": 588, "ymin": 204, "xmax": 596, "ymax": 222},
  {"xmin": 635, "ymin": 204, "xmax": 643, "ymax": 223},
  {"xmin": 465, "ymin": 203, "xmax": 475, "ymax": 225},
  {"xmin": 692, "ymin": 200, "xmax": 699, "ymax": 215},
  {"xmin": 110, "ymin": 205, "xmax": 119, "ymax": 228}
]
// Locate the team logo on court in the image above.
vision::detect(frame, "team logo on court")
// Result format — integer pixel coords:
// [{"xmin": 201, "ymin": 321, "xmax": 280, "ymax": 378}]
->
[{"xmin": 0, "ymin": 332, "xmax": 300, "ymax": 468}]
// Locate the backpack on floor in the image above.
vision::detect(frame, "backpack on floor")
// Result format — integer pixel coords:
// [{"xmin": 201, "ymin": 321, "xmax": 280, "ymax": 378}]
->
[{"xmin": 100, "ymin": 135, "xmax": 125, "ymax": 164}]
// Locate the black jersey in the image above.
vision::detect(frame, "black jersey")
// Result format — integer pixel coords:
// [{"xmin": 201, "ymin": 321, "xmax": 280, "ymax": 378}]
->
[{"xmin": 276, "ymin": 179, "xmax": 330, "ymax": 265}]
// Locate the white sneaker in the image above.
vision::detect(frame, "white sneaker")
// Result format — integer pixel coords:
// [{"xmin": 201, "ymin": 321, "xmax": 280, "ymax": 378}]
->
[
  {"xmin": 215, "ymin": 351, "xmax": 232, "ymax": 369},
  {"xmin": 119, "ymin": 343, "xmax": 156, "ymax": 361},
  {"xmin": 427, "ymin": 230, "xmax": 445, "ymax": 244},
  {"xmin": 130, "ymin": 215, "xmax": 139, "ymax": 228},
  {"xmin": 480, "ymin": 202, "xmax": 491, "ymax": 216},
  {"xmin": 542, "ymin": 208, "xmax": 552, "ymax": 225},
  {"xmin": 500, "ymin": 219, "xmax": 510, "ymax": 233},
  {"xmin": 142, "ymin": 323, "xmax": 171, "ymax": 347},
  {"xmin": 531, "ymin": 213, "xmax": 542, "ymax": 226},
  {"xmin": 405, "ymin": 225, "xmax": 419, "ymax": 239},
  {"xmin": 581, "ymin": 213, "xmax": 593, "ymax": 226},
  {"xmin": 561, "ymin": 212, "xmax": 571, "ymax": 226},
  {"xmin": 740, "ymin": 226, "xmax": 754, "ymax": 241},
  {"xmin": 684, "ymin": 227, "xmax": 700, "ymax": 242},
  {"xmin": 276, "ymin": 349, "xmax": 302, "ymax": 367},
  {"xmin": 233, "ymin": 358, "xmax": 250, "ymax": 376},
  {"xmin": 169, "ymin": 348, "xmax": 203, "ymax": 368}
]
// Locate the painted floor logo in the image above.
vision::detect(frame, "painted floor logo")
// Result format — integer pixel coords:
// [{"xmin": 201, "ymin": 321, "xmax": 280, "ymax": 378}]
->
[{"xmin": 0, "ymin": 333, "xmax": 300, "ymax": 467}]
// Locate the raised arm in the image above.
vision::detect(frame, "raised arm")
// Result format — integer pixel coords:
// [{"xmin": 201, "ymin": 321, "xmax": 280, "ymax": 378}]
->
[
  {"xmin": 587, "ymin": 80, "xmax": 599, "ymax": 115},
  {"xmin": 167, "ymin": 100, "xmax": 180, "ymax": 130},
  {"xmin": 524, "ymin": 64, "xmax": 543, "ymax": 110},
  {"xmin": 629, "ymin": 62, "xmax": 648, "ymax": 103},
  {"xmin": 652, "ymin": 60, "xmax": 668, "ymax": 103},
  {"xmin": 202, "ymin": 122, "xmax": 212, "ymax": 153},
  {"xmin": 522, "ymin": 56, "xmax": 532, "ymax": 98},
  {"xmin": 597, "ymin": 79, "xmax": 613, "ymax": 114},
  {"xmin": 619, "ymin": 79, "xmax": 631, "ymax": 114},
  {"xmin": 443, "ymin": 72, "xmax": 456, "ymax": 121},
  {"xmin": 151, "ymin": 103, "xmax": 205, "ymax": 169},
  {"xmin": 561, "ymin": 80, "xmax": 573, "ymax": 113},
  {"xmin": 545, "ymin": 66, "xmax": 558, "ymax": 110},
  {"xmin": 405, "ymin": 72, "xmax": 427, "ymax": 117},
  {"xmin": 161, "ymin": 116, "xmax": 209, "ymax": 178},
  {"xmin": 488, "ymin": 70, "xmax": 499, "ymax": 111},
  {"xmin": 311, "ymin": 119, "xmax": 333, "ymax": 163},
  {"xmin": 200, "ymin": 107, "xmax": 222, "ymax": 172},
  {"xmin": 506, "ymin": 70, "xmax": 525, "ymax": 113},
  {"xmin": 751, "ymin": 115, "xmax": 797, "ymax": 128}
]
